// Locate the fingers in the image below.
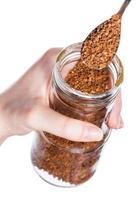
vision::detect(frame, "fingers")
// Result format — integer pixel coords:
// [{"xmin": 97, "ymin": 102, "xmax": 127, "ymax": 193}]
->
[
  {"xmin": 37, "ymin": 48, "xmax": 63, "ymax": 83},
  {"xmin": 35, "ymin": 48, "xmax": 63, "ymax": 72},
  {"xmin": 27, "ymin": 104, "xmax": 103, "ymax": 142},
  {"xmin": 40, "ymin": 48, "xmax": 63, "ymax": 84},
  {"xmin": 108, "ymin": 92, "xmax": 124, "ymax": 129},
  {"xmin": 19, "ymin": 48, "xmax": 63, "ymax": 96}
]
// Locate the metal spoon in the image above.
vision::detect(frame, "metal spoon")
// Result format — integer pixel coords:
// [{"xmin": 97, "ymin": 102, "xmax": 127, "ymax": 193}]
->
[
  {"xmin": 118, "ymin": 0, "xmax": 132, "ymax": 17},
  {"xmin": 81, "ymin": 0, "xmax": 132, "ymax": 70}
]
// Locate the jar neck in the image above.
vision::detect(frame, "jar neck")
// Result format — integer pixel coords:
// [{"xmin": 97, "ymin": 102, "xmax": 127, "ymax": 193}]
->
[{"xmin": 52, "ymin": 43, "xmax": 123, "ymax": 107}]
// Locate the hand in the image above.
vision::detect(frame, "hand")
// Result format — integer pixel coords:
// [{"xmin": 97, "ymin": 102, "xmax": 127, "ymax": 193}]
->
[{"xmin": 0, "ymin": 48, "xmax": 123, "ymax": 144}]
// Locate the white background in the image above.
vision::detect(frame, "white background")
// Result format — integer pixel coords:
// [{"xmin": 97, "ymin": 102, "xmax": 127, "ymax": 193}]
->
[{"xmin": 0, "ymin": 0, "xmax": 140, "ymax": 199}]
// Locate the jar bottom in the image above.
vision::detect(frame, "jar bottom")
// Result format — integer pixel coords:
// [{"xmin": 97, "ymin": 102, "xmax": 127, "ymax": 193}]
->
[
  {"xmin": 32, "ymin": 161, "xmax": 98, "ymax": 187},
  {"xmin": 33, "ymin": 165, "xmax": 76, "ymax": 187},
  {"xmin": 31, "ymin": 127, "xmax": 111, "ymax": 187}
]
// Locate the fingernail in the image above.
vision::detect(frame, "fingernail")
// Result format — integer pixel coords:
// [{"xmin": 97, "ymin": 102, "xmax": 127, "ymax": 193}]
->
[{"xmin": 84, "ymin": 126, "xmax": 103, "ymax": 141}]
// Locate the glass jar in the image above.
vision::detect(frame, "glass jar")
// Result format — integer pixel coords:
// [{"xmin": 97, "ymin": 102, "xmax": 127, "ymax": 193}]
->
[{"xmin": 31, "ymin": 43, "xmax": 123, "ymax": 187}]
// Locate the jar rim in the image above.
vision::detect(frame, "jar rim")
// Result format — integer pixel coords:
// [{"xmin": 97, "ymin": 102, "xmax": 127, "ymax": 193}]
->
[{"xmin": 53, "ymin": 42, "xmax": 123, "ymax": 103}]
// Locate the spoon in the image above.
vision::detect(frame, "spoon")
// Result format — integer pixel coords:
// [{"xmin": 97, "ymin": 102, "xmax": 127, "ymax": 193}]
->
[
  {"xmin": 81, "ymin": 0, "xmax": 132, "ymax": 70},
  {"xmin": 118, "ymin": 0, "xmax": 132, "ymax": 17}
]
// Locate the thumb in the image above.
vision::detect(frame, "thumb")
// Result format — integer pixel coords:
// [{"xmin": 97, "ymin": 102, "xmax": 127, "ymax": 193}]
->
[{"xmin": 28, "ymin": 104, "xmax": 103, "ymax": 142}]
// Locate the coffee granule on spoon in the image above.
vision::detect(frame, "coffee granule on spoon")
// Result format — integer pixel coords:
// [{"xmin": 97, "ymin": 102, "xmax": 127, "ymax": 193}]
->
[{"xmin": 81, "ymin": 14, "xmax": 121, "ymax": 70}]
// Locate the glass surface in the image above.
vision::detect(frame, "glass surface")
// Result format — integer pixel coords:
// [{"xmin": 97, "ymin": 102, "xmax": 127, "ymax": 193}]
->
[{"xmin": 31, "ymin": 43, "xmax": 123, "ymax": 187}]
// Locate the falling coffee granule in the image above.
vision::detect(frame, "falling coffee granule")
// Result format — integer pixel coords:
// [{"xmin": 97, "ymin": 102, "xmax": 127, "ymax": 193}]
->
[
  {"xmin": 31, "ymin": 14, "xmax": 121, "ymax": 185},
  {"xmin": 65, "ymin": 61, "xmax": 112, "ymax": 94}
]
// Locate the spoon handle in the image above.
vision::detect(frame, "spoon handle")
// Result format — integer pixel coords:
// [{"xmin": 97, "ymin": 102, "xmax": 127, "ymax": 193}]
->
[{"xmin": 118, "ymin": 0, "xmax": 131, "ymax": 16}]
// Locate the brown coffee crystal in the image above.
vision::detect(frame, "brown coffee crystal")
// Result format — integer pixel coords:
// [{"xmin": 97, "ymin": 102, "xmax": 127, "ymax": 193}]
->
[
  {"xmin": 65, "ymin": 62, "xmax": 112, "ymax": 94},
  {"xmin": 81, "ymin": 14, "xmax": 121, "ymax": 70},
  {"xmin": 31, "ymin": 48, "xmax": 113, "ymax": 185},
  {"xmin": 31, "ymin": 1, "xmax": 128, "ymax": 185}
]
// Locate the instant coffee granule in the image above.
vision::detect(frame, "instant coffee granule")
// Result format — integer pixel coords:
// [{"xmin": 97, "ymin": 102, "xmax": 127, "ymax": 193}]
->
[
  {"xmin": 31, "ymin": 0, "xmax": 130, "ymax": 186},
  {"xmin": 65, "ymin": 61, "xmax": 112, "ymax": 94},
  {"xmin": 31, "ymin": 15, "xmax": 120, "ymax": 186},
  {"xmin": 32, "ymin": 60, "xmax": 113, "ymax": 185},
  {"xmin": 81, "ymin": 14, "xmax": 121, "ymax": 70}
]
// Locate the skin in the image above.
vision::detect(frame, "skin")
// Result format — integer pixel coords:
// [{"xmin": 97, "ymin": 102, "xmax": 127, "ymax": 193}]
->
[{"xmin": 0, "ymin": 48, "xmax": 123, "ymax": 145}]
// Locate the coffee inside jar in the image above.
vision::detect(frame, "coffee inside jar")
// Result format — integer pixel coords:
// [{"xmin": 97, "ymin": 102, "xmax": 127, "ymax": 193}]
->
[{"xmin": 31, "ymin": 44, "xmax": 122, "ymax": 186}]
